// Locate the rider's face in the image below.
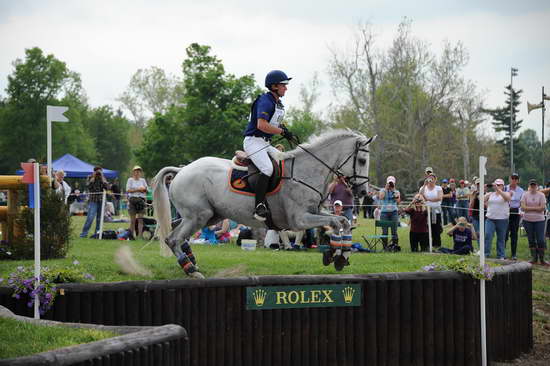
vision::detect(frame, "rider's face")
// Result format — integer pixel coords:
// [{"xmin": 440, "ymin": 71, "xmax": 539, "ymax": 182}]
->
[{"xmin": 273, "ymin": 83, "xmax": 287, "ymax": 97}]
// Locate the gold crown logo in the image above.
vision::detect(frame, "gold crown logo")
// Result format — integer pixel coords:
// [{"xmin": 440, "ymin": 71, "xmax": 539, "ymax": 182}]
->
[
  {"xmin": 253, "ymin": 289, "xmax": 267, "ymax": 307},
  {"xmin": 342, "ymin": 286, "xmax": 355, "ymax": 304}
]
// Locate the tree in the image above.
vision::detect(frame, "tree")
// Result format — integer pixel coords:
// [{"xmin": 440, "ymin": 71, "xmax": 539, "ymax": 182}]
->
[
  {"xmin": 484, "ymin": 84, "xmax": 523, "ymax": 170},
  {"xmin": 82, "ymin": 106, "xmax": 132, "ymax": 173},
  {"xmin": 284, "ymin": 74, "xmax": 325, "ymax": 147},
  {"xmin": 134, "ymin": 108, "xmax": 183, "ymax": 174},
  {"xmin": 135, "ymin": 43, "xmax": 261, "ymax": 173},
  {"xmin": 0, "ymin": 48, "xmax": 91, "ymax": 173},
  {"xmin": 117, "ymin": 66, "xmax": 184, "ymax": 128},
  {"xmin": 329, "ymin": 19, "xmax": 474, "ymax": 192},
  {"xmin": 513, "ymin": 129, "xmax": 542, "ymax": 181}
]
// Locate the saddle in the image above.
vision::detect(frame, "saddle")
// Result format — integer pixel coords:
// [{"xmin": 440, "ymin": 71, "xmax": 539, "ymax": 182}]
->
[{"xmin": 229, "ymin": 151, "xmax": 285, "ymax": 196}]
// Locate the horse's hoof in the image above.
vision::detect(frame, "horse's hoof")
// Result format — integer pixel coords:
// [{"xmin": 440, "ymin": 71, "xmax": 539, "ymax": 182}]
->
[
  {"xmin": 334, "ymin": 255, "xmax": 346, "ymax": 271},
  {"xmin": 322, "ymin": 250, "xmax": 333, "ymax": 266},
  {"xmin": 189, "ymin": 271, "xmax": 205, "ymax": 279}
]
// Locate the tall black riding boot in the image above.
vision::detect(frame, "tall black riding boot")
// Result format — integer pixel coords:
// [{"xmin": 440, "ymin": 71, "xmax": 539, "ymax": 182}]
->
[{"xmin": 254, "ymin": 173, "xmax": 270, "ymax": 221}]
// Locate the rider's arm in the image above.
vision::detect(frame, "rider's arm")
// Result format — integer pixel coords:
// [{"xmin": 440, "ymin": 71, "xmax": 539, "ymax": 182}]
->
[{"xmin": 257, "ymin": 118, "xmax": 283, "ymax": 135}]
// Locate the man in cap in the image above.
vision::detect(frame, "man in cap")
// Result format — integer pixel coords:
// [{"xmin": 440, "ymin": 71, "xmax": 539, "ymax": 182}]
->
[
  {"xmin": 441, "ymin": 179, "xmax": 455, "ymax": 226},
  {"xmin": 127, "ymin": 165, "xmax": 148, "ymax": 239},
  {"xmin": 378, "ymin": 176, "xmax": 401, "ymax": 248},
  {"xmin": 80, "ymin": 166, "xmax": 110, "ymax": 238},
  {"xmin": 456, "ymin": 179, "xmax": 470, "ymax": 219},
  {"xmin": 504, "ymin": 173, "xmax": 524, "ymax": 260}
]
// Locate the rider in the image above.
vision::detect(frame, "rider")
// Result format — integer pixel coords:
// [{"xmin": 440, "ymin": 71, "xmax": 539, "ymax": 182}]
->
[{"xmin": 243, "ymin": 70, "xmax": 294, "ymax": 221}]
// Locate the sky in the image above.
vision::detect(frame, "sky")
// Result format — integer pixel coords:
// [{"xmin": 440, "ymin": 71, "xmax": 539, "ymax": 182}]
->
[{"xmin": 0, "ymin": 0, "xmax": 549, "ymax": 139}]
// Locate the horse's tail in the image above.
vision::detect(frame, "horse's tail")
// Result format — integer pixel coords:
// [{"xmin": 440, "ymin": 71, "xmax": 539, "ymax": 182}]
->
[{"xmin": 152, "ymin": 166, "xmax": 182, "ymax": 248}]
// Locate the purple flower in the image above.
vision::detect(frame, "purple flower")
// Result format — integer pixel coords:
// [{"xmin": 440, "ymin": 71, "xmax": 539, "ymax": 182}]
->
[
  {"xmin": 0, "ymin": 278, "xmax": 4, "ymax": 283},
  {"xmin": 84, "ymin": 273, "xmax": 95, "ymax": 280},
  {"xmin": 422, "ymin": 264, "xmax": 437, "ymax": 272},
  {"xmin": 72, "ymin": 260, "xmax": 80, "ymax": 266},
  {"xmin": 14, "ymin": 294, "xmax": 20, "ymax": 299},
  {"xmin": 27, "ymin": 301, "xmax": 33, "ymax": 308},
  {"xmin": 17, "ymin": 266, "xmax": 24, "ymax": 272},
  {"xmin": 45, "ymin": 293, "xmax": 52, "ymax": 299}
]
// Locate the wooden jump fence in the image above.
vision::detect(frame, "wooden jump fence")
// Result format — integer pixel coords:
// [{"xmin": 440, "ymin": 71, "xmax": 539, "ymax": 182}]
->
[{"xmin": 0, "ymin": 262, "xmax": 532, "ymax": 365}]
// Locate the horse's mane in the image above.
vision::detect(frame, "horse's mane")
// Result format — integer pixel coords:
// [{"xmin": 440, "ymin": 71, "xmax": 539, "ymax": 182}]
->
[{"xmin": 279, "ymin": 129, "xmax": 367, "ymax": 159}]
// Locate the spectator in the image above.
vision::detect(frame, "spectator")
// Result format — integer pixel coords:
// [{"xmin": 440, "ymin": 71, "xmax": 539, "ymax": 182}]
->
[
  {"xmin": 53, "ymin": 170, "xmax": 71, "ymax": 204},
  {"xmin": 405, "ymin": 194, "xmax": 429, "ymax": 252},
  {"xmin": 521, "ymin": 179, "xmax": 549, "ymax": 265},
  {"xmin": 456, "ymin": 179, "xmax": 470, "ymax": 219},
  {"xmin": 505, "ymin": 173, "xmax": 524, "ymax": 260},
  {"xmin": 469, "ymin": 179, "xmax": 483, "ymax": 245},
  {"xmin": 418, "ymin": 166, "xmax": 436, "ymax": 189},
  {"xmin": 79, "ymin": 166, "xmax": 110, "ymax": 238},
  {"xmin": 449, "ymin": 179, "xmax": 458, "ymax": 223},
  {"xmin": 441, "ymin": 179, "xmax": 454, "ymax": 226},
  {"xmin": 362, "ymin": 191, "xmax": 374, "ymax": 219},
  {"xmin": 439, "ymin": 216, "xmax": 476, "ymax": 255},
  {"xmin": 328, "ymin": 176, "xmax": 354, "ymax": 222},
  {"xmin": 127, "ymin": 166, "xmax": 148, "ymax": 240},
  {"xmin": 484, "ymin": 178, "xmax": 511, "ymax": 259},
  {"xmin": 420, "ymin": 175, "xmax": 443, "ymax": 249},
  {"xmin": 378, "ymin": 176, "xmax": 401, "ymax": 248},
  {"xmin": 111, "ymin": 178, "xmax": 121, "ymax": 216}
]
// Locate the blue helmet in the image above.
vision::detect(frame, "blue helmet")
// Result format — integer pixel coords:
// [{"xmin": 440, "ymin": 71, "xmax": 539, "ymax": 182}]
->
[{"xmin": 265, "ymin": 70, "xmax": 292, "ymax": 89}]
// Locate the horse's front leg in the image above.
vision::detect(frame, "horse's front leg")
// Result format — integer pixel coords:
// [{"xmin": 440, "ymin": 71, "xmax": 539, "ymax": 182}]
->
[{"xmin": 293, "ymin": 213, "xmax": 352, "ymax": 271}]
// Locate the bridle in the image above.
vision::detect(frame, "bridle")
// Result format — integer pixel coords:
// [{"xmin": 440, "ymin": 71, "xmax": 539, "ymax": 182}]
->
[
  {"xmin": 335, "ymin": 140, "xmax": 370, "ymax": 190},
  {"xmin": 283, "ymin": 136, "xmax": 371, "ymax": 205}
]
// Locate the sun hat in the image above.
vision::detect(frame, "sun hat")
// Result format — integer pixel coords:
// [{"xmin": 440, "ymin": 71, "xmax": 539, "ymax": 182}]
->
[
  {"xmin": 493, "ymin": 178, "xmax": 505, "ymax": 185},
  {"xmin": 425, "ymin": 166, "xmax": 433, "ymax": 173},
  {"xmin": 386, "ymin": 176, "xmax": 396, "ymax": 184},
  {"xmin": 441, "ymin": 179, "xmax": 448, "ymax": 183},
  {"xmin": 528, "ymin": 179, "xmax": 537, "ymax": 185},
  {"xmin": 511, "ymin": 173, "xmax": 519, "ymax": 179},
  {"xmin": 132, "ymin": 165, "xmax": 143, "ymax": 171},
  {"xmin": 334, "ymin": 200, "xmax": 343, "ymax": 206},
  {"xmin": 457, "ymin": 217, "xmax": 468, "ymax": 226}
]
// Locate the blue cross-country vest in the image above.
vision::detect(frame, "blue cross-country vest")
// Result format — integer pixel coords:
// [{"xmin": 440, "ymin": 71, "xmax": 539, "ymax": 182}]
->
[{"xmin": 243, "ymin": 92, "xmax": 285, "ymax": 140}]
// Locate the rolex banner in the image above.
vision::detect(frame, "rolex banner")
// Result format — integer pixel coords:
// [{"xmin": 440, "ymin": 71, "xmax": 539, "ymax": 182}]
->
[{"xmin": 246, "ymin": 284, "xmax": 362, "ymax": 310}]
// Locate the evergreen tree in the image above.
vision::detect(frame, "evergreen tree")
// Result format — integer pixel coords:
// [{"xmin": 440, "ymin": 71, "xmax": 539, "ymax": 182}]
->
[{"xmin": 484, "ymin": 84, "xmax": 523, "ymax": 167}]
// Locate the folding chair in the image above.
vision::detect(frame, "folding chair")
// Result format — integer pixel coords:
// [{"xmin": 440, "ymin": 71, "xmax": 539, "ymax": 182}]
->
[{"xmin": 362, "ymin": 220, "xmax": 396, "ymax": 252}]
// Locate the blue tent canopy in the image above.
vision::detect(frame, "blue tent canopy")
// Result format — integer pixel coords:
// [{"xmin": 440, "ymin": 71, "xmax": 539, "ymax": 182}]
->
[{"xmin": 17, "ymin": 153, "xmax": 118, "ymax": 179}]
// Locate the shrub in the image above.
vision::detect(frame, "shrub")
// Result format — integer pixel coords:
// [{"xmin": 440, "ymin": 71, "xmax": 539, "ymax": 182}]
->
[
  {"xmin": 1, "ymin": 188, "xmax": 71, "ymax": 260},
  {"xmin": 0, "ymin": 261, "xmax": 95, "ymax": 315}
]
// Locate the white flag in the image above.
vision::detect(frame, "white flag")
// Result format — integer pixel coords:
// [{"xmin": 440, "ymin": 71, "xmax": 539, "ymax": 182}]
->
[{"xmin": 47, "ymin": 106, "xmax": 69, "ymax": 123}]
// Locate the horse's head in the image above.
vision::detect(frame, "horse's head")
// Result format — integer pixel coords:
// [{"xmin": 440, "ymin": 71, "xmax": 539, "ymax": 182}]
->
[{"xmin": 342, "ymin": 134, "xmax": 376, "ymax": 198}]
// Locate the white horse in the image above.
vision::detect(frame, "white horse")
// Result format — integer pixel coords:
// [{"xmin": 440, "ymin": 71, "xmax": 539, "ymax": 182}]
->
[{"xmin": 152, "ymin": 129, "xmax": 375, "ymax": 278}]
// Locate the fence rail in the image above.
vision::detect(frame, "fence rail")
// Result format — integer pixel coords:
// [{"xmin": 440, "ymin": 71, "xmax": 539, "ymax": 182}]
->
[{"xmin": 0, "ymin": 262, "xmax": 532, "ymax": 365}]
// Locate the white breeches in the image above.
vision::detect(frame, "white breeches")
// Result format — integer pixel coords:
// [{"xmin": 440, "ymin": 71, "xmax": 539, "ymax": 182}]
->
[{"xmin": 243, "ymin": 136, "xmax": 279, "ymax": 176}]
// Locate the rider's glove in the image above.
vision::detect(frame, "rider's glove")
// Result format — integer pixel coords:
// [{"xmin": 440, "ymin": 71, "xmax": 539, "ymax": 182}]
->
[{"xmin": 281, "ymin": 125, "xmax": 294, "ymax": 140}]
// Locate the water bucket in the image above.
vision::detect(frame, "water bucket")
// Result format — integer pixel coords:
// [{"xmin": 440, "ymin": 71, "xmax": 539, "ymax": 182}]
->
[{"xmin": 241, "ymin": 239, "xmax": 257, "ymax": 251}]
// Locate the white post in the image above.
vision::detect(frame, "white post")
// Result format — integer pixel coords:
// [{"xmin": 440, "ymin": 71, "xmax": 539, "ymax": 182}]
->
[
  {"xmin": 46, "ymin": 106, "xmax": 69, "ymax": 178},
  {"xmin": 427, "ymin": 206, "xmax": 433, "ymax": 252},
  {"xmin": 33, "ymin": 163, "xmax": 41, "ymax": 319},
  {"xmin": 479, "ymin": 156, "xmax": 488, "ymax": 366},
  {"xmin": 46, "ymin": 119, "xmax": 52, "ymax": 179},
  {"xmin": 98, "ymin": 190, "xmax": 106, "ymax": 240}
]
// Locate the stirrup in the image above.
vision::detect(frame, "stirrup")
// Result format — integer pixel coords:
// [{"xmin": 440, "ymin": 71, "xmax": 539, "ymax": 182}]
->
[{"xmin": 253, "ymin": 203, "xmax": 268, "ymax": 222}]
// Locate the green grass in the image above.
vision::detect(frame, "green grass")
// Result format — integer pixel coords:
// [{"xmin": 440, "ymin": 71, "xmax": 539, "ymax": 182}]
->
[
  {"xmin": 0, "ymin": 214, "xmax": 517, "ymax": 282},
  {"xmin": 0, "ymin": 316, "xmax": 116, "ymax": 359}
]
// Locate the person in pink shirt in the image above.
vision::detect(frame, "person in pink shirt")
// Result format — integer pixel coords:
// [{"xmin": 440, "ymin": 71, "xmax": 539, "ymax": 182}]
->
[{"xmin": 521, "ymin": 179, "xmax": 549, "ymax": 265}]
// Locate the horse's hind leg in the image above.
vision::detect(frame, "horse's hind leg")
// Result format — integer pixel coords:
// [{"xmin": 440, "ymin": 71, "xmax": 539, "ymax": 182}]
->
[{"xmin": 166, "ymin": 210, "xmax": 212, "ymax": 278}]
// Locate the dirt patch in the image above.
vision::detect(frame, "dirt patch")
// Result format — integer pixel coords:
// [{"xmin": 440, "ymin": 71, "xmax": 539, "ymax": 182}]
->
[{"xmin": 502, "ymin": 267, "xmax": 550, "ymax": 364}]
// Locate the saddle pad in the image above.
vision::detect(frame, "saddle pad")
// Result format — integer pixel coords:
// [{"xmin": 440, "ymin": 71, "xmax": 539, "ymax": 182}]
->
[{"xmin": 229, "ymin": 160, "xmax": 285, "ymax": 196}]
